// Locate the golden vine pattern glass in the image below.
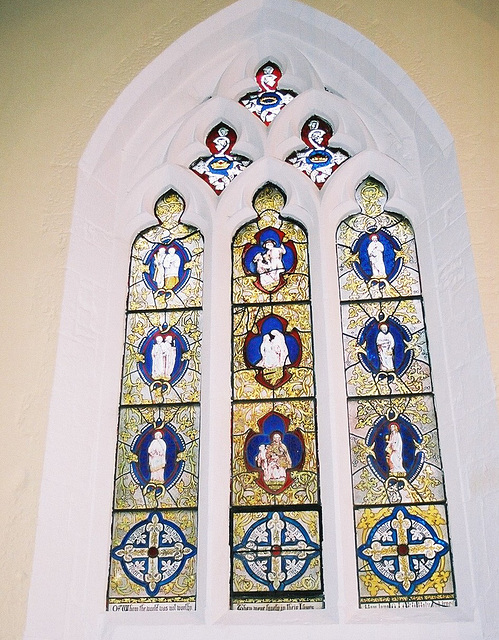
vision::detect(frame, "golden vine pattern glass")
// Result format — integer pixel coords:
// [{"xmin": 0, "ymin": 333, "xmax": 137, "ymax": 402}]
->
[
  {"xmin": 337, "ymin": 178, "xmax": 456, "ymax": 608},
  {"xmin": 230, "ymin": 184, "xmax": 324, "ymax": 610},
  {"xmin": 107, "ymin": 191, "xmax": 203, "ymax": 611}
]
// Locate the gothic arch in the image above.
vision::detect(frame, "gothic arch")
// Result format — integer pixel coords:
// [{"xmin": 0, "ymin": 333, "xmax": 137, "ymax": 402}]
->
[{"xmin": 25, "ymin": 1, "xmax": 496, "ymax": 638}]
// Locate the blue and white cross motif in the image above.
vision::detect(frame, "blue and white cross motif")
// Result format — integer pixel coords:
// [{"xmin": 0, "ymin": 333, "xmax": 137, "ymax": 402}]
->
[
  {"xmin": 233, "ymin": 511, "xmax": 320, "ymax": 591},
  {"xmin": 358, "ymin": 506, "xmax": 449, "ymax": 595},
  {"xmin": 112, "ymin": 511, "xmax": 196, "ymax": 596}
]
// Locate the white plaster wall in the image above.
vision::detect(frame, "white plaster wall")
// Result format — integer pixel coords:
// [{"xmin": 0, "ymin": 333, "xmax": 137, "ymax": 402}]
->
[{"xmin": 22, "ymin": 1, "xmax": 498, "ymax": 639}]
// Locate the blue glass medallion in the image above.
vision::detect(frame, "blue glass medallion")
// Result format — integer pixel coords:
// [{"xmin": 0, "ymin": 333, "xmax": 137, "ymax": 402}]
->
[
  {"xmin": 358, "ymin": 506, "xmax": 449, "ymax": 596},
  {"xmin": 233, "ymin": 511, "xmax": 320, "ymax": 591},
  {"xmin": 111, "ymin": 511, "xmax": 196, "ymax": 597}
]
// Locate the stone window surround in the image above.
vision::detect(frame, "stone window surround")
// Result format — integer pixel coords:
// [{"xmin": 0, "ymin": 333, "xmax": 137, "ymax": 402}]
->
[{"xmin": 24, "ymin": 1, "xmax": 496, "ymax": 638}]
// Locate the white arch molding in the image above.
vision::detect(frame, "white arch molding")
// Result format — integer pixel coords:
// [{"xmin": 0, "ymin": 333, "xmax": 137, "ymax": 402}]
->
[{"xmin": 24, "ymin": 1, "xmax": 498, "ymax": 639}]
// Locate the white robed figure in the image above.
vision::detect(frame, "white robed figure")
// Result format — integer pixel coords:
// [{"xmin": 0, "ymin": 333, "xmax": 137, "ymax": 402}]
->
[
  {"xmin": 386, "ymin": 423, "xmax": 405, "ymax": 475},
  {"xmin": 153, "ymin": 247, "xmax": 167, "ymax": 289},
  {"xmin": 367, "ymin": 234, "xmax": 387, "ymax": 279},
  {"xmin": 161, "ymin": 335, "xmax": 177, "ymax": 380},
  {"xmin": 151, "ymin": 335, "xmax": 177, "ymax": 380},
  {"xmin": 151, "ymin": 336, "xmax": 166, "ymax": 379},
  {"xmin": 260, "ymin": 65, "xmax": 278, "ymax": 91},
  {"xmin": 253, "ymin": 239, "xmax": 286, "ymax": 289},
  {"xmin": 257, "ymin": 329, "xmax": 290, "ymax": 369},
  {"xmin": 255, "ymin": 434, "xmax": 292, "ymax": 485},
  {"xmin": 163, "ymin": 247, "xmax": 181, "ymax": 290},
  {"xmin": 255, "ymin": 444, "xmax": 268, "ymax": 476},
  {"xmin": 265, "ymin": 433, "xmax": 292, "ymax": 483},
  {"xmin": 307, "ymin": 119, "xmax": 326, "ymax": 148},
  {"xmin": 148, "ymin": 431, "xmax": 167, "ymax": 483},
  {"xmin": 376, "ymin": 324, "xmax": 395, "ymax": 372}
]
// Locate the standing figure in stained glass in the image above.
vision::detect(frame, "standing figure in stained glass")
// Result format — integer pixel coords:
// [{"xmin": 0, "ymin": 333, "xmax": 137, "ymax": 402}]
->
[
  {"xmin": 153, "ymin": 247, "xmax": 167, "ymax": 289},
  {"xmin": 148, "ymin": 431, "xmax": 167, "ymax": 483},
  {"xmin": 357, "ymin": 314, "xmax": 414, "ymax": 384},
  {"xmin": 376, "ymin": 323, "xmax": 395, "ymax": 372},
  {"xmin": 386, "ymin": 423, "xmax": 405, "ymax": 476},
  {"xmin": 151, "ymin": 335, "xmax": 177, "ymax": 381},
  {"xmin": 257, "ymin": 329, "xmax": 290, "ymax": 369},
  {"xmin": 367, "ymin": 234, "xmax": 387, "ymax": 279},
  {"xmin": 190, "ymin": 123, "xmax": 251, "ymax": 194},
  {"xmin": 238, "ymin": 62, "xmax": 296, "ymax": 125},
  {"xmin": 286, "ymin": 116, "xmax": 349, "ymax": 188}
]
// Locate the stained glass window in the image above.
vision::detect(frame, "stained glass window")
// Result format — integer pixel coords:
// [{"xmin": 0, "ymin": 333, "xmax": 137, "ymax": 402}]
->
[
  {"xmin": 231, "ymin": 183, "xmax": 324, "ymax": 610},
  {"xmin": 190, "ymin": 122, "xmax": 251, "ymax": 193},
  {"xmin": 108, "ymin": 191, "xmax": 203, "ymax": 611},
  {"xmin": 286, "ymin": 116, "xmax": 349, "ymax": 188},
  {"xmin": 337, "ymin": 178, "xmax": 456, "ymax": 608},
  {"xmin": 239, "ymin": 61, "xmax": 296, "ymax": 125}
]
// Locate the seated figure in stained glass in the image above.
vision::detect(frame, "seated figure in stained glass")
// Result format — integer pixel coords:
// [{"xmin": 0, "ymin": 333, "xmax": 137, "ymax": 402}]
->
[
  {"xmin": 242, "ymin": 227, "xmax": 297, "ymax": 293},
  {"xmin": 245, "ymin": 411, "xmax": 305, "ymax": 494}
]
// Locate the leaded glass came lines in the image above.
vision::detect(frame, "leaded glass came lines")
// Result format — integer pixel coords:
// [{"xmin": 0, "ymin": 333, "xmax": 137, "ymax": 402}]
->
[
  {"xmin": 230, "ymin": 184, "xmax": 324, "ymax": 610},
  {"xmin": 337, "ymin": 178, "xmax": 456, "ymax": 608},
  {"xmin": 107, "ymin": 191, "xmax": 203, "ymax": 611}
]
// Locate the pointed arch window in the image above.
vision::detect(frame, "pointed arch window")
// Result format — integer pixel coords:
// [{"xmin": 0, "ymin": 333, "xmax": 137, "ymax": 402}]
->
[{"xmin": 27, "ymin": 3, "xmax": 493, "ymax": 637}]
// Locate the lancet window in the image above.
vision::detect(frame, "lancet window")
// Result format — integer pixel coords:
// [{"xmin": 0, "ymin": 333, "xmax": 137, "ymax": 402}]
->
[
  {"xmin": 106, "ymin": 50, "xmax": 456, "ymax": 613},
  {"xmin": 230, "ymin": 184, "xmax": 324, "ymax": 609},
  {"xmin": 337, "ymin": 178, "xmax": 456, "ymax": 607},
  {"xmin": 107, "ymin": 192, "xmax": 203, "ymax": 610}
]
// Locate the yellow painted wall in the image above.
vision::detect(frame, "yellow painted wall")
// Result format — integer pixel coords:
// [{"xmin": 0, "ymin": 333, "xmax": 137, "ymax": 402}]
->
[{"xmin": 0, "ymin": 1, "xmax": 496, "ymax": 637}]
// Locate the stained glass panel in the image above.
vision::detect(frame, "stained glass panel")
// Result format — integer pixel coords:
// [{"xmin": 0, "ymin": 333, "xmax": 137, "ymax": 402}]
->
[
  {"xmin": 337, "ymin": 178, "xmax": 455, "ymax": 608},
  {"xmin": 230, "ymin": 184, "xmax": 323, "ymax": 610},
  {"xmin": 286, "ymin": 116, "xmax": 349, "ymax": 188},
  {"xmin": 233, "ymin": 303, "xmax": 314, "ymax": 401},
  {"xmin": 341, "ymin": 299, "xmax": 432, "ymax": 397},
  {"xmin": 348, "ymin": 395, "xmax": 445, "ymax": 506},
  {"xmin": 232, "ymin": 399, "xmax": 319, "ymax": 507},
  {"xmin": 121, "ymin": 309, "xmax": 202, "ymax": 405},
  {"xmin": 355, "ymin": 504, "xmax": 454, "ymax": 607},
  {"xmin": 114, "ymin": 405, "xmax": 200, "ymax": 510},
  {"xmin": 336, "ymin": 182, "xmax": 421, "ymax": 301},
  {"xmin": 108, "ymin": 191, "xmax": 203, "ymax": 611},
  {"xmin": 108, "ymin": 509, "xmax": 197, "ymax": 609},
  {"xmin": 232, "ymin": 510, "xmax": 322, "ymax": 595},
  {"xmin": 239, "ymin": 62, "xmax": 296, "ymax": 125},
  {"xmin": 190, "ymin": 123, "xmax": 251, "ymax": 193}
]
